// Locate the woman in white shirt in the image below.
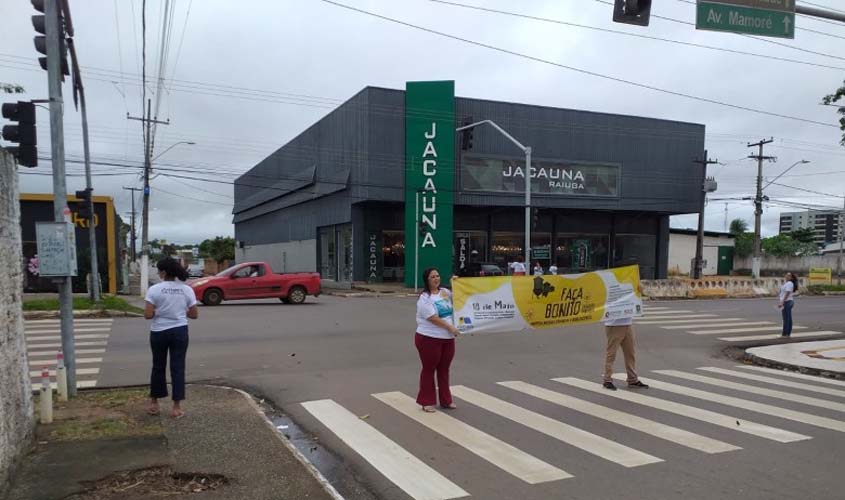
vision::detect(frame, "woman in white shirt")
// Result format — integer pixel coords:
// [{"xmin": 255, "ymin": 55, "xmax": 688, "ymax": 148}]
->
[
  {"xmin": 144, "ymin": 258, "xmax": 198, "ymax": 418},
  {"xmin": 778, "ymin": 272, "xmax": 797, "ymax": 337},
  {"xmin": 415, "ymin": 267, "xmax": 461, "ymax": 413},
  {"xmin": 533, "ymin": 262, "xmax": 543, "ymax": 276},
  {"xmin": 510, "ymin": 257, "xmax": 527, "ymax": 276}
]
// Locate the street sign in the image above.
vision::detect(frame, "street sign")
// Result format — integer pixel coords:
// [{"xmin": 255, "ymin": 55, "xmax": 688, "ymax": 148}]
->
[
  {"xmin": 36, "ymin": 222, "xmax": 78, "ymax": 277},
  {"xmin": 696, "ymin": 0, "xmax": 795, "ymax": 39}
]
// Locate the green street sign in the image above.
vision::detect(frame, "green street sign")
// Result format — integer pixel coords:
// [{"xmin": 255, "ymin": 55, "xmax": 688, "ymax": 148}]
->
[{"xmin": 696, "ymin": 1, "xmax": 795, "ymax": 39}]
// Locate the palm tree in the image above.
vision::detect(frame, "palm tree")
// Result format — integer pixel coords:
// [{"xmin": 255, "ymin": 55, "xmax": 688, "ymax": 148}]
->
[{"xmin": 729, "ymin": 218, "xmax": 749, "ymax": 236}]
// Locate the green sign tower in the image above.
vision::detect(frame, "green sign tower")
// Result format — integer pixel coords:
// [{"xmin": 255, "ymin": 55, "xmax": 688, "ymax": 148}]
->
[{"xmin": 404, "ymin": 81, "xmax": 455, "ymax": 288}]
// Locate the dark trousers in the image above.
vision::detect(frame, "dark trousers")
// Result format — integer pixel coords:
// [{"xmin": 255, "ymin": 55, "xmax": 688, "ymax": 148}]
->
[
  {"xmin": 415, "ymin": 333, "xmax": 455, "ymax": 407},
  {"xmin": 150, "ymin": 325, "xmax": 189, "ymax": 401},
  {"xmin": 782, "ymin": 301, "xmax": 794, "ymax": 336}
]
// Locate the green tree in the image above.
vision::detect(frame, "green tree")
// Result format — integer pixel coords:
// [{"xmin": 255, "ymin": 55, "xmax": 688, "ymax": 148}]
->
[
  {"xmin": 729, "ymin": 218, "xmax": 749, "ymax": 236},
  {"xmin": 788, "ymin": 227, "xmax": 816, "ymax": 244},
  {"xmin": 198, "ymin": 236, "xmax": 235, "ymax": 265},
  {"xmin": 823, "ymin": 80, "xmax": 845, "ymax": 145},
  {"xmin": 762, "ymin": 234, "xmax": 819, "ymax": 257},
  {"xmin": 734, "ymin": 233, "xmax": 754, "ymax": 258}
]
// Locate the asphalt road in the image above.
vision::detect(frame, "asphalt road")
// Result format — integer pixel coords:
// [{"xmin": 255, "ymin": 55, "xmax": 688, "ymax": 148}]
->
[{"xmin": 94, "ymin": 295, "xmax": 845, "ymax": 500}]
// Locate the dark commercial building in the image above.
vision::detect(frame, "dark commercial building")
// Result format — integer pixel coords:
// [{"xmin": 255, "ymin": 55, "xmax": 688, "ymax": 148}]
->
[{"xmin": 233, "ymin": 82, "xmax": 705, "ymax": 285}]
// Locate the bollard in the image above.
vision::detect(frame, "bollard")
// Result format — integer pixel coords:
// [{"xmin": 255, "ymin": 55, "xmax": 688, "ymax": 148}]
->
[
  {"xmin": 40, "ymin": 368, "xmax": 53, "ymax": 424},
  {"xmin": 56, "ymin": 350, "xmax": 68, "ymax": 402}
]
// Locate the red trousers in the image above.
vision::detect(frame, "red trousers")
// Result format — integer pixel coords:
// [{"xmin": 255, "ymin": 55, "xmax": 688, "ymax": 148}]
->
[{"xmin": 415, "ymin": 333, "xmax": 456, "ymax": 407}]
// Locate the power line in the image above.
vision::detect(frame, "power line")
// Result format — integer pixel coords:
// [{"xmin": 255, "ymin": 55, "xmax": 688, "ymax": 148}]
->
[
  {"xmin": 801, "ymin": 1, "xmax": 845, "ymax": 14},
  {"xmin": 767, "ymin": 181, "xmax": 845, "ymax": 198},
  {"xmin": 319, "ymin": 0, "xmax": 836, "ymax": 128},
  {"xmin": 430, "ymin": 0, "xmax": 845, "ymax": 71}
]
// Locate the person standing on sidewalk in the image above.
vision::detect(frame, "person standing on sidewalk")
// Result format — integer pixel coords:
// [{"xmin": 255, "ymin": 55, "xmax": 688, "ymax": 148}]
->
[
  {"xmin": 778, "ymin": 272, "xmax": 798, "ymax": 337},
  {"xmin": 415, "ymin": 268, "xmax": 461, "ymax": 413},
  {"xmin": 144, "ymin": 257, "xmax": 198, "ymax": 418},
  {"xmin": 510, "ymin": 256, "xmax": 527, "ymax": 276},
  {"xmin": 602, "ymin": 315, "xmax": 648, "ymax": 391}
]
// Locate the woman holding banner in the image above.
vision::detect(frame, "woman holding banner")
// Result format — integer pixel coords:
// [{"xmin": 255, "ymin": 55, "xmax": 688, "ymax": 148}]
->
[{"xmin": 415, "ymin": 268, "xmax": 461, "ymax": 413}]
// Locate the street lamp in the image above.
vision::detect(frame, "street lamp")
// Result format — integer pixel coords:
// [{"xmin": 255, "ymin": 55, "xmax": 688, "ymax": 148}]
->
[
  {"xmin": 456, "ymin": 120, "xmax": 533, "ymax": 267},
  {"xmin": 763, "ymin": 160, "xmax": 809, "ymax": 190},
  {"xmin": 149, "ymin": 141, "xmax": 195, "ymax": 180}
]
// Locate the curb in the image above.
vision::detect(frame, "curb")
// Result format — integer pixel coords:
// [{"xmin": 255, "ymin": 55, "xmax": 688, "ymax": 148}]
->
[
  {"xmin": 23, "ymin": 309, "xmax": 144, "ymax": 319},
  {"xmin": 743, "ymin": 352, "xmax": 845, "ymax": 380}
]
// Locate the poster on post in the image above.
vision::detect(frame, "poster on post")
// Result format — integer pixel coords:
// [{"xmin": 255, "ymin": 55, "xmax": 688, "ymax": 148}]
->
[{"xmin": 452, "ymin": 265, "xmax": 643, "ymax": 334}]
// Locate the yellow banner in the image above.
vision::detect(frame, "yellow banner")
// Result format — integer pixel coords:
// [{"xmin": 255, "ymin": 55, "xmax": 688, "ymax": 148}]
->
[
  {"xmin": 452, "ymin": 265, "xmax": 643, "ymax": 334},
  {"xmin": 809, "ymin": 267, "xmax": 832, "ymax": 285}
]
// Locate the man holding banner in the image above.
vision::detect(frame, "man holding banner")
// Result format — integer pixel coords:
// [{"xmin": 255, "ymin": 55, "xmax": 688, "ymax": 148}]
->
[{"xmin": 602, "ymin": 315, "xmax": 648, "ymax": 391}]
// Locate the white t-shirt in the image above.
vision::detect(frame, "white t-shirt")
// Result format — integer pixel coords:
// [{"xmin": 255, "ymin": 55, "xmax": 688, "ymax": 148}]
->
[
  {"xmin": 145, "ymin": 281, "xmax": 197, "ymax": 332},
  {"xmin": 510, "ymin": 262, "xmax": 526, "ymax": 274},
  {"xmin": 533, "ymin": 266, "xmax": 543, "ymax": 276},
  {"xmin": 779, "ymin": 281, "xmax": 795, "ymax": 303},
  {"xmin": 604, "ymin": 316, "xmax": 634, "ymax": 327},
  {"xmin": 416, "ymin": 288, "xmax": 455, "ymax": 339},
  {"xmin": 548, "ymin": 265, "xmax": 558, "ymax": 275}
]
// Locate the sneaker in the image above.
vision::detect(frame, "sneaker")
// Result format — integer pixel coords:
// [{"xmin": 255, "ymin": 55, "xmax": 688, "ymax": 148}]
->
[
  {"xmin": 603, "ymin": 381, "xmax": 617, "ymax": 391},
  {"xmin": 628, "ymin": 381, "xmax": 649, "ymax": 389}
]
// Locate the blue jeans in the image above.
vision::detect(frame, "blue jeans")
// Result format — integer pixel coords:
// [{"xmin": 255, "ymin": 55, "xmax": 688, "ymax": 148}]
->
[
  {"xmin": 781, "ymin": 301, "xmax": 794, "ymax": 336},
  {"xmin": 150, "ymin": 325, "xmax": 189, "ymax": 401}
]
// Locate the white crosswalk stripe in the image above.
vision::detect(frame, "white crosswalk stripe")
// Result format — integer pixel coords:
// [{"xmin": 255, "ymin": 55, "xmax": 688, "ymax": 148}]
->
[
  {"xmin": 639, "ymin": 314, "xmax": 718, "ymax": 320},
  {"xmin": 688, "ymin": 325, "xmax": 808, "ymax": 335},
  {"xmin": 302, "ymin": 399, "xmax": 470, "ymax": 500},
  {"xmin": 737, "ymin": 365, "xmax": 845, "ymax": 387},
  {"xmin": 653, "ymin": 370, "xmax": 845, "ymax": 413},
  {"xmin": 452, "ymin": 385, "xmax": 663, "ymax": 467},
  {"xmin": 618, "ymin": 374, "xmax": 845, "ymax": 433},
  {"xmin": 373, "ymin": 391, "xmax": 570, "ymax": 484},
  {"xmin": 637, "ymin": 318, "xmax": 745, "ymax": 325},
  {"xmin": 24, "ymin": 319, "xmax": 111, "ymax": 390},
  {"xmin": 661, "ymin": 322, "xmax": 774, "ymax": 330},
  {"xmin": 719, "ymin": 331, "xmax": 843, "ymax": 342},
  {"xmin": 554, "ymin": 377, "xmax": 809, "ymax": 443},
  {"xmin": 498, "ymin": 381, "xmax": 739, "ymax": 454},
  {"xmin": 697, "ymin": 367, "xmax": 845, "ymax": 398}
]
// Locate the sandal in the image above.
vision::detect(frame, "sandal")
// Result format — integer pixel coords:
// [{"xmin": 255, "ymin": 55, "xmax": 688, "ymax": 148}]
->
[
  {"xmin": 440, "ymin": 403, "xmax": 457, "ymax": 410},
  {"xmin": 147, "ymin": 406, "xmax": 160, "ymax": 416},
  {"xmin": 421, "ymin": 405, "xmax": 436, "ymax": 413}
]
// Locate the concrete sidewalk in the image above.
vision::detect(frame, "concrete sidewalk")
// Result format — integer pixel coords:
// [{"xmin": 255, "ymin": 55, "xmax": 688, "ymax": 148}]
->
[
  {"xmin": 6, "ymin": 385, "xmax": 339, "ymax": 500},
  {"xmin": 746, "ymin": 339, "xmax": 845, "ymax": 379}
]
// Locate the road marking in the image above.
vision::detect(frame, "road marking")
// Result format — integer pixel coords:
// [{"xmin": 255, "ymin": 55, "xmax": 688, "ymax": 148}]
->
[
  {"xmin": 29, "ymin": 357, "xmax": 103, "ymax": 367},
  {"xmin": 499, "ymin": 381, "xmax": 739, "ymax": 454},
  {"xmin": 698, "ymin": 367, "xmax": 845, "ymax": 398},
  {"xmin": 453, "ymin": 385, "xmax": 661, "ymax": 466},
  {"xmin": 719, "ymin": 331, "xmax": 843, "ymax": 342},
  {"xmin": 554, "ymin": 378, "xmax": 809, "ymax": 443},
  {"xmin": 689, "ymin": 326, "xmax": 807, "ymax": 335},
  {"xmin": 26, "ymin": 327, "xmax": 112, "ymax": 335},
  {"xmin": 636, "ymin": 318, "xmax": 743, "ymax": 325},
  {"xmin": 26, "ymin": 334, "xmax": 111, "ymax": 342},
  {"xmin": 22, "ymin": 341, "xmax": 107, "ymax": 348},
  {"xmin": 32, "ymin": 380, "xmax": 98, "ymax": 390},
  {"xmin": 301, "ymin": 399, "xmax": 470, "ymax": 500},
  {"xmin": 644, "ymin": 307, "xmax": 672, "ymax": 311},
  {"xmin": 25, "ymin": 319, "xmax": 113, "ymax": 325},
  {"xmin": 30, "ymin": 367, "xmax": 100, "ymax": 377},
  {"xmin": 737, "ymin": 366, "xmax": 845, "ymax": 387},
  {"xmin": 653, "ymin": 370, "xmax": 845, "ymax": 413},
  {"xmin": 661, "ymin": 322, "xmax": 773, "ymax": 330},
  {"xmin": 373, "ymin": 391, "xmax": 570, "ymax": 484},
  {"xmin": 639, "ymin": 314, "xmax": 718, "ymax": 320},
  {"xmin": 617, "ymin": 374, "xmax": 845, "ymax": 433},
  {"xmin": 28, "ymin": 349, "xmax": 106, "ymax": 357}
]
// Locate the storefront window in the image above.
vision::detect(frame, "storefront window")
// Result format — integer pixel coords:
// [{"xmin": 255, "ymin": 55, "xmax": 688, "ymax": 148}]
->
[
  {"xmin": 382, "ymin": 230, "xmax": 405, "ymax": 282},
  {"xmin": 491, "ymin": 232, "xmax": 523, "ymax": 270},
  {"xmin": 554, "ymin": 235, "xmax": 610, "ymax": 274},
  {"xmin": 319, "ymin": 226, "xmax": 336, "ymax": 281},
  {"xmin": 613, "ymin": 234, "xmax": 656, "ymax": 279},
  {"xmin": 530, "ymin": 233, "xmax": 552, "ymax": 268},
  {"xmin": 338, "ymin": 224, "xmax": 353, "ymax": 283}
]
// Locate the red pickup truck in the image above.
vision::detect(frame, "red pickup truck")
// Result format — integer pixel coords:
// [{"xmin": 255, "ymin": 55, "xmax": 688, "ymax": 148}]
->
[{"xmin": 188, "ymin": 261, "xmax": 321, "ymax": 306}]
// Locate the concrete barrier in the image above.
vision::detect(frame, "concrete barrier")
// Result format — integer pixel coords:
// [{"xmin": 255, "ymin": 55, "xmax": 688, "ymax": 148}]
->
[{"xmin": 641, "ymin": 277, "xmax": 806, "ymax": 300}]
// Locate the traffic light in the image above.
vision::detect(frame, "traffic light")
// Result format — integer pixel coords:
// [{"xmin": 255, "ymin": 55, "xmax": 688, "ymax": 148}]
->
[
  {"xmin": 461, "ymin": 117, "xmax": 474, "ymax": 151},
  {"xmin": 612, "ymin": 0, "xmax": 651, "ymax": 26},
  {"xmin": 32, "ymin": 0, "xmax": 70, "ymax": 80},
  {"xmin": 75, "ymin": 188, "xmax": 92, "ymax": 220},
  {"xmin": 1, "ymin": 101, "xmax": 38, "ymax": 167},
  {"xmin": 532, "ymin": 207, "xmax": 539, "ymax": 230}
]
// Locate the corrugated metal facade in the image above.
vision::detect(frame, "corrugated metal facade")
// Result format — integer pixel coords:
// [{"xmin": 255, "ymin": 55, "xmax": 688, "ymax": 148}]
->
[{"xmin": 234, "ymin": 86, "xmax": 705, "ymax": 280}]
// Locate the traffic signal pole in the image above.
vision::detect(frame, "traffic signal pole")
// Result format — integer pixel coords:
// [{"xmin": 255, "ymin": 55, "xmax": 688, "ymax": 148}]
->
[{"xmin": 44, "ymin": 0, "xmax": 76, "ymax": 396}]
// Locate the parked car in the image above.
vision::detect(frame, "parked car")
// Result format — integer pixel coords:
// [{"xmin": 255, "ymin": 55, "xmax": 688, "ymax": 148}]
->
[
  {"xmin": 188, "ymin": 261, "xmax": 321, "ymax": 306},
  {"xmin": 186, "ymin": 264, "xmax": 205, "ymax": 278},
  {"xmin": 462, "ymin": 262, "xmax": 505, "ymax": 277}
]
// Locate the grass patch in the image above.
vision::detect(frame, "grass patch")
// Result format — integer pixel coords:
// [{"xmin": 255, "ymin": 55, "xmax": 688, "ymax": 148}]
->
[
  {"xmin": 23, "ymin": 295, "xmax": 143, "ymax": 314},
  {"xmin": 807, "ymin": 284, "xmax": 845, "ymax": 294}
]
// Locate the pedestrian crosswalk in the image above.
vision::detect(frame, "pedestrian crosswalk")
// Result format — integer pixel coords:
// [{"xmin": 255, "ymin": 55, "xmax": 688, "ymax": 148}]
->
[
  {"xmin": 636, "ymin": 306, "xmax": 843, "ymax": 342},
  {"xmin": 24, "ymin": 318, "xmax": 112, "ymax": 390},
  {"xmin": 301, "ymin": 365, "xmax": 840, "ymax": 499}
]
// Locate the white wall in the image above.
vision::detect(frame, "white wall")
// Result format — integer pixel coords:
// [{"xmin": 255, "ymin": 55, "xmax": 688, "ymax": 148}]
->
[
  {"xmin": 0, "ymin": 150, "xmax": 34, "ymax": 496},
  {"xmin": 236, "ymin": 239, "xmax": 317, "ymax": 273},
  {"xmin": 668, "ymin": 233, "xmax": 734, "ymax": 276}
]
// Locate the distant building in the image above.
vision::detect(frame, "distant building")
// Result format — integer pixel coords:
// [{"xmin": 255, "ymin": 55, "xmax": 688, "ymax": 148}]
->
[
  {"xmin": 779, "ymin": 210, "xmax": 843, "ymax": 245},
  {"xmin": 668, "ymin": 228, "xmax": 735, "ymax": 276}
]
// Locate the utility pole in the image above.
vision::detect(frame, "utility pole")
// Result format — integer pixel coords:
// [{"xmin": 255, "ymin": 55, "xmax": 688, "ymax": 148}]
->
[
  {"xmin": 839, "ymin": 196, "xmax": 844, "ymax": 286},
  {"xmin": 724, "ymin": 203, "xmax": 729, "ymax": 232},
  {"xmin": 692, "ymin": 151, "xmax": 718, "ymax": 279},
  {"xmin": 43, "ymin": 0, "xmax": 77, "ymax": 396},
  {"xmin": 127, "ymin": 100, "xmax": 167, "ymax": 295},
  {"xmin": 748, "ymin": 138, "xmax": 775, "ymax": 279},
  {"xmin": 122, "ymin": 187, "xmax": 141, "ymax": 261}
]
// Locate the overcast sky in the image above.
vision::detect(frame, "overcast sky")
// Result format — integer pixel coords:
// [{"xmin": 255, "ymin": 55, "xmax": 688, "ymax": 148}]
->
[{"xmin": 2, "ymin": 0, "xmax": 844, "ymax": 246}]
